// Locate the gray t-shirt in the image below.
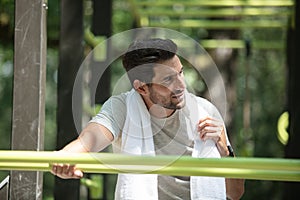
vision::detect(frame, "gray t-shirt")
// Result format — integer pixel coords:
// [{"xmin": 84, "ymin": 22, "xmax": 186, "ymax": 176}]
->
[
  {"xmin": 151, "ymin": 110, "xmax": 193, "ymax": 200},
  {"xmin": 90, "ymin": 91, "xmax": 227, "ymax": 200}
]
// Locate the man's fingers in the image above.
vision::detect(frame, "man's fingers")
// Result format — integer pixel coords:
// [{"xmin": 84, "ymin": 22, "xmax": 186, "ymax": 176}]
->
[
  {"xmin": 199, "ymin": 126, "xmax": 222, "ymax": 139},
  {"xmin": 198, "ymin": 119, "xmax": 223, "ymax": 130},
  {"xmin": 201, "ymin": 132, "xmax": 221, "ymax": 141},
  {"xmin": 51, "ymin": 164, "xmax": 57, "ymax": 175},
  {"xmin": 62, "ymin": 164, "xmax": 71, "ymax": 175},
  {"xmin": 74, "ymin": 169, "xmax": 83, "ymax": 178},
  {"xmin": 55, "ymin": 163, "xmax": 64, "ymax": 175},
  {"xmin": 197, "ymin": 117, "xmax": 224, "ymax": 142},
  {"xmin": 50, "ymin": 163, "xmax": 83, "ymax": 179}
]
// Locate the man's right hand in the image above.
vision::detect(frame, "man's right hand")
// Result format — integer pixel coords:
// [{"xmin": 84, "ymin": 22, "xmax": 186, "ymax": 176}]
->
[
  {"xmin": 51, "ymin": 163, "xmax": 83, "ymax": 179},
  {"xmin": 50, "ymin": 122, "xmax": 114, "ymax": 179}
]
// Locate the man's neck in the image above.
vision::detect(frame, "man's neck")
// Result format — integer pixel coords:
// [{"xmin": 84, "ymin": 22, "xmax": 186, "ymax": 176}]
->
[
  {"xmin": 148, "ymin": 104, "xmax": 176, "ymax": 118},
  {"xmin": 140, "ymin": 95, "xmax": 175, "ymax": 118}
]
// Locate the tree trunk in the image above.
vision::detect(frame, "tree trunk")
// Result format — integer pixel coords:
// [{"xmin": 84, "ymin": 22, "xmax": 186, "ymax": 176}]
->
[
  {"xmin": 284, "ymin": 1, "xmax": 300, "ymax": 199},
  {"xmin": 55, "ymin": 0, "xmax": 83, "ymax": 199}
]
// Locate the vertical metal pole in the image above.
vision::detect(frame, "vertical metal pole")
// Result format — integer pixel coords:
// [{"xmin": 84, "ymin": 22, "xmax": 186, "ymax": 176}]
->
[{"xmin": 10, "ymin": 0, "xmax": 47, "ymax": 199}]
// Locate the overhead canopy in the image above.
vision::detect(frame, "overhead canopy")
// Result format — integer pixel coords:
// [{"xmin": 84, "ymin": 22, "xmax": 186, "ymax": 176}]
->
[{"xmin": 127, "ymin": 0, "xmax": 295, "ymax": 49}]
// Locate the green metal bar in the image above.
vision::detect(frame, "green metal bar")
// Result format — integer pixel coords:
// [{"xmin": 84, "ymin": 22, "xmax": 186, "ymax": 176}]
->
[
  {"xmin": 139, "ymin": 8, "xmax": 292, "ymax": 17},
  {"xmin": 147, "ymin": 19, "xmax": 288, "ymax": 29},
  {"xmin": 0, "ymin": 151, "xmax": 299, "ymax": 182},
  {"xmin": 0, "ymin": 162, "xmax": 50, "ymax": 171},
  {"xmin": 77, "ymin": 164, "xmax": 300, "ymax": 182},
  {"xmin": 134, "ymin": 0, "xmax": 294, "ymax": 7},
  {"xmin": 0, "ymin": 151, "xmax": 299, "ymax": 171},
  {"xmin": 200, "ymin": 39, "xmax": 284, "ymax": 49},
  {"xmin": 0, "ymin": 162, "xmax": 299, "ymax": 182}
]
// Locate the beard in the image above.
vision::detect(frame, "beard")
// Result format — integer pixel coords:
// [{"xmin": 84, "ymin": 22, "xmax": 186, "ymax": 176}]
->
[{"xmin": 149, "ymin": 87, "xmax": 186, "ymax": 110}]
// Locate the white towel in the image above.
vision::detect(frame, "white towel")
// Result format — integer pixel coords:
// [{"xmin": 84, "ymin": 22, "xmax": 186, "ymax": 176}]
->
[{"xmin": 114, "ymin": 89, "xmax": 226, "ymax": 200}]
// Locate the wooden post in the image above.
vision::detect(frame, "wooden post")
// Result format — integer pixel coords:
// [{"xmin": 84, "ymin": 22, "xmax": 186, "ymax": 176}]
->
[
  {"xmin": 54, "ymin": 0, "xmax": 83, "ymax": 199},
  {"xmin": 0, "ymin": 176, "xmax": 9, "ymax": 200},
  {"xmin": 10, "ymin": 0, "xmax": 47, "ymax": 199}
]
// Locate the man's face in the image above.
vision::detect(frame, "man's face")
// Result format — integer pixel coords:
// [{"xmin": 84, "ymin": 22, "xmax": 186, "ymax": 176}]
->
[{"xmin": 148, "ymin": 55, "xmax": 186, "ymax": 110}]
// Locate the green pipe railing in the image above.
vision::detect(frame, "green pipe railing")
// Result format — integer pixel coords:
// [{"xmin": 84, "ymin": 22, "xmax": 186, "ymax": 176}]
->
[
  {"xmin": 134, "ymin": 0, "xmax": 294, "ymax": 7},
  {"xmin": 0, "ymin": 151, "xmax": 299, "ymax": 182}
]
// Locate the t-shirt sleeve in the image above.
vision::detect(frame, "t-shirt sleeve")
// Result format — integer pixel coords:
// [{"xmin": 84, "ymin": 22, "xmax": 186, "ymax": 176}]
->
[{"xmin": 89, "ymin": 94, "xmax": 127, "ymax": 140}]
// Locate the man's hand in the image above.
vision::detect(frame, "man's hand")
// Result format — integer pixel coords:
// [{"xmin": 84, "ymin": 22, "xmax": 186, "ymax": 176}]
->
[
  {"xmin": 50, "ymin": 151, "xmax": 83, "ymax": 179},
  {"xmin": 197, "ymin": 117, "xmax": 229, "ymax": 157},
  {"xmin": 51, "ymin": 163, "xmax": 83, "ymax": 179},
  {"xmin": 226, "ymin": 178, "xmax": 245, "ymax": 200},
  {"xmin": 50, "ymin": 123, "xmax": 114, "ymax": 179}
]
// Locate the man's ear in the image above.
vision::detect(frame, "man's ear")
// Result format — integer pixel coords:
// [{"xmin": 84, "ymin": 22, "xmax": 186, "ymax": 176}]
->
[{"xmin": 133, "ymin": 80, "xmax": 148, "ymax": 95}]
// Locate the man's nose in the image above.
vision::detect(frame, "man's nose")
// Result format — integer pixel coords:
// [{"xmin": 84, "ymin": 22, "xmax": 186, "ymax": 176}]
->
[{"xmin": 174, "ymin": 75, "xmax": 185, "ymax": 90}]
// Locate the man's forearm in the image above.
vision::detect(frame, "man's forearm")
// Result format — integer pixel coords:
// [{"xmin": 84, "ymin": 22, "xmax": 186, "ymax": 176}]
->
[{"xmin": 61, "ymin": 138, "xmax": 89, "ymax": 153}]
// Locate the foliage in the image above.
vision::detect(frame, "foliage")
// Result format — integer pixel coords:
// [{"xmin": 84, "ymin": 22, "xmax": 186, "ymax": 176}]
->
[
  {"xmin": 0, "ymin": 45, "xmax": 13, "ymax": 184},
  {"xmin": 0, "ymin": 0, "xmax": 290, "ymax": 199},
  {"xmin": 233, "ymin": 29, "xmax": 287, "ymax": 199}
]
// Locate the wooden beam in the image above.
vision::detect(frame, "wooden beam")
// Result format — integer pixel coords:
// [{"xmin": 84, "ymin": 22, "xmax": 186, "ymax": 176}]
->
[
  {"xmin": 10, "ymin": 0, "xmax": 47, "ymax": 199},
  {"xmin": 0, "ymin": 176, "xmax": 9, "ymax": 200}
]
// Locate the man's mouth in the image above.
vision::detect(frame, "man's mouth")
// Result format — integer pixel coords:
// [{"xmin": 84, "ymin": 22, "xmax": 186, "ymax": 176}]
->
[{"xmin": 172, "ymin": 91, "xmax": 184, "ymax": 100}]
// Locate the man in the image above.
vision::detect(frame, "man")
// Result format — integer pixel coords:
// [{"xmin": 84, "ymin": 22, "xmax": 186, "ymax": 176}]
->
[{"xmin": 52, "ymin": 38, "xmax": 244, "ymax": 199}]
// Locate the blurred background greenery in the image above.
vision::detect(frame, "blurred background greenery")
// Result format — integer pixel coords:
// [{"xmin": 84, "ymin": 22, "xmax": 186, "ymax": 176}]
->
[{"xmin": 0, "ymin": 0, "xmax": 295, "ymax": 199}]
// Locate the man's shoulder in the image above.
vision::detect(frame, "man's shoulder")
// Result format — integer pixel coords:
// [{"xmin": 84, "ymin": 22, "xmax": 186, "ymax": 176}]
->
[
  {"xmin": 186, "ymin": 92, "xmax": 219, "ymax": 116},
  {"xmin": 108, "ymin": 91, "xmax": 131, "ymax": 103},
  {"xmin": 188, "ymin": 92, "xmax": 213, "ymax": 106},
  {"xmin": 187, "ymin": 92, "xmax": 223, "ymax": 119},
  {"xmin": 100, "ymin": 91, "xmax": 130, "ymax": 112}
]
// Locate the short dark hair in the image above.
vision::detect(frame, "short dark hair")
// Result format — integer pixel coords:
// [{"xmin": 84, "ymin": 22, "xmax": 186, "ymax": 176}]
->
[{"xmin": 122, "ymin": 38, "xmax": 177, "ymax": 85}]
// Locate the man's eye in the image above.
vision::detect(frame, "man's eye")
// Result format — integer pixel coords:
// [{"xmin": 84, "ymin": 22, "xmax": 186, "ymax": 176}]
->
[
  {"xmin": 162, "ymin": 76, "xmax": 173, "ymax": 84},
  {"xmin": 164, "ymin": 76, "xmax": 172, "ymax": 82}
]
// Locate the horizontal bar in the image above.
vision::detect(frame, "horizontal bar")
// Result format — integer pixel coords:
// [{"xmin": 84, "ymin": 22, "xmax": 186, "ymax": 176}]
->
[
  {"xmin": 200, "ymin": 39, "xmax": 285, "ymax": 49},
  {"xmin": 0, "ymin": 162, "xmax": 299, "ymax": 182},
  {"xmin": 146, "ymin": 19, "xmax": 288, "ymax": 29},
  {"xmin": 0, "ymin": 151, "xmax": 299, "ymax": 170},
  {"xmin": 0, "ymin": 151, "xmax": 300, "ymax": 170},
  {"xmin": 0, "ymin": 151, "xmax": 299, "ymax": 182},
  {"xmin": 139, "ymin": 8, "xmax": 292, "ymax": 17},
  {"xmin": 134, "ymin": 0, "xmax": 294, "ymax": 7}
]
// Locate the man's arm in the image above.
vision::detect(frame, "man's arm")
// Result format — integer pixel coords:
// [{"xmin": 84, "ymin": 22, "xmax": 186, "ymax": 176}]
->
[
  {"xmin": 226, "ymin": 178, "xmax": 245, "ymax": 200},
  {"xmin": 51, "ymin": 122, "xmax": 114, "ymax": 179},
  {"xmin": 225, "ymin": 146, "xmax": 245, "ymax": 200},
  {"xmin": 198, "ymin": 117, "xmax": 245, "ymax": 199},
  {"xmin": 66, "ymin": 122, "xmax": 114, "ymax": 152}
]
